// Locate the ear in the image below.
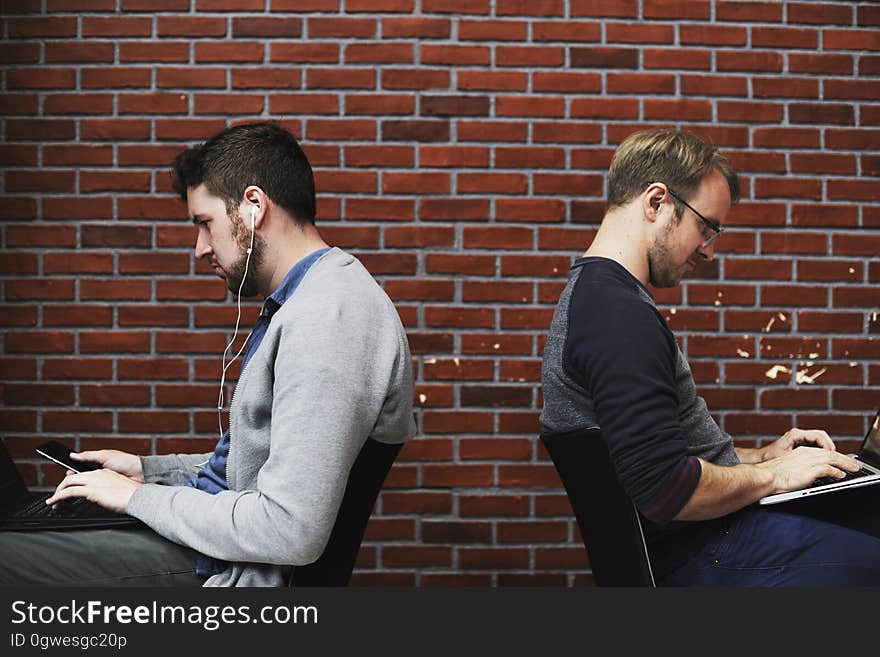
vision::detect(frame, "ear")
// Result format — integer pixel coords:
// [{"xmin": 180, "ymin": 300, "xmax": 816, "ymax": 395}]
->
[
  {"xmin": 241, "ymin": 185, "xmax": 268, "ymax": 230},
  {"xmin": 641, "ymin": 182, "xmax": 669, "ymax": 224}
]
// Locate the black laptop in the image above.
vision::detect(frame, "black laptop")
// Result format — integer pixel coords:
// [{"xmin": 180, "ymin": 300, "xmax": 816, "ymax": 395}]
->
[{"xmin": 0, "ymin": 439, "xmax": 141, "ymax": 531}]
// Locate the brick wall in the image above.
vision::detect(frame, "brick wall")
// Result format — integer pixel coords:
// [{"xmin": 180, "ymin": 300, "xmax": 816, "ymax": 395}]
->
[{"xmin": 1, "ymin": 0, "xmax": 878, "ymax": 586}]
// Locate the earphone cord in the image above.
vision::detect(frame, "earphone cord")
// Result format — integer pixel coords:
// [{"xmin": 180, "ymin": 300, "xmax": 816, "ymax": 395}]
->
[{"xmin": 215, "ymin": 219, "xmax": 257, "ymax": 444}]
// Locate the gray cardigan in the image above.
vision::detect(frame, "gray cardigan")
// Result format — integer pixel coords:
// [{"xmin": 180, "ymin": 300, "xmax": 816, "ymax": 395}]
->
[{"xmin": 127, "ymin": 248, "xmax": 416, "ymax": 586}]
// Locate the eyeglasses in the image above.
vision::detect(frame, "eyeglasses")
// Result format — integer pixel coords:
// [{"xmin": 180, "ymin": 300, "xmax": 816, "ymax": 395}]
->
[{"xmin": 666, "ymin": 188, "xmax": 723, "ymax": 247}]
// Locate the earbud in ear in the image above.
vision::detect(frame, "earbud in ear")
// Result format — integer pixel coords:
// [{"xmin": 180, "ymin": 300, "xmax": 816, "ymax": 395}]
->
[{"xmin": 250, "ymin": 206, "xmax": 256, "ymax": 230}]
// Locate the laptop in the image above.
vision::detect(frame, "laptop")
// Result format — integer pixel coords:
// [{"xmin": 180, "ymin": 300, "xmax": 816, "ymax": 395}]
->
[
  {"xmin": 759, "ymin": 409, "xmax": 880, "ymax": 505},
  {"xmin": 0, "ymin": 439, "xmax": 141, "ymax": 531}
]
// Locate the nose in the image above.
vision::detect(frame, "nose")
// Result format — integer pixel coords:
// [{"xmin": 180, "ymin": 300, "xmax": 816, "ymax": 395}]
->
[
  {"xmin": 194, "ymin": 230, "xmax": 212, "ymax": 260},
  {"xmin": 696, "ymin": 239, "xmax": 715, "ymax": 263}
]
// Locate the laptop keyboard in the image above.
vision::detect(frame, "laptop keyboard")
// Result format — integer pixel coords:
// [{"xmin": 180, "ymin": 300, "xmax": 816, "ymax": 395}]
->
[
  {"xmin": 12, "ymin": 493, "xmax": 91, "ymax": 518},
  {"xmin": 810, "ymin": 466, "xmax": 875, "ymax": 488}
]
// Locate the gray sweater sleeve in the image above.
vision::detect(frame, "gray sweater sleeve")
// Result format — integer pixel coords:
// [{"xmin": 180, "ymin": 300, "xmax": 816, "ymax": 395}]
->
[
  {"xmin": 126, "ymin": 288, "xmax": 409, "ymax": 566},
  {"xmin": 140, "ymin": 453, "xmax": 213, "ymax": 486}
]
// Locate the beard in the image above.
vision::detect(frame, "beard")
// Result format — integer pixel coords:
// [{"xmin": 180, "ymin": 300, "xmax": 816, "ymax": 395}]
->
[
  {"xmin": 224, "ymin": 211, "xmax": 265, "ymax": 297},
  {"xmin": 647, "ymin": 219, "xmax": 686, "ymax": 289}
]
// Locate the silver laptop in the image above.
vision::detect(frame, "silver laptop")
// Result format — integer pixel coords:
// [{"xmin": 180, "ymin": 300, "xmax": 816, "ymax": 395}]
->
[{"xmin": 760, "ymin": 409, "xmax": 880, "ymax": 505}]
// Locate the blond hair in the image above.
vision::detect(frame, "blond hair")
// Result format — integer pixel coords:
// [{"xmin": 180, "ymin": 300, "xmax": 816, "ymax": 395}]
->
[{"xmin": 607, "ymin": 130, "xmax": 740, "ymax": 214}]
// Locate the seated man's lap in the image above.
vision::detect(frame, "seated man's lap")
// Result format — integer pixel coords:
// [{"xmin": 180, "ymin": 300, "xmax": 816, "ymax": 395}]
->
[
  {"xmin": 662, "ymin": 486, "xmax": 880, "ymax": 586},
  {"xmin": 0, "ymin": 528, "xmax": 205, "ymax": 587}
]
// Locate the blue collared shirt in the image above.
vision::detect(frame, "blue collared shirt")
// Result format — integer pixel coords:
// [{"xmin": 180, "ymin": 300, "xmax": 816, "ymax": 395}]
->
[{"xmin": 182, "ymin": 247, "xmax": 331, "ymax": 576}]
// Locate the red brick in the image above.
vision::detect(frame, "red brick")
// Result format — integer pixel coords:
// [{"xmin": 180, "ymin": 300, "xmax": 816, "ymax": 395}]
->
[
  {"xmin": 825, "ymin": 29, "xmax": 880, "ymax": 52},
  {"xmin": 644, "ymin": 0, "xmax": 709, "ymax": 19},
  {"xmin": 532, "ymin": 20, "xmax": 601, "ymax": 42},
  {"xmin": 195, "ymin": 42, "xmax": 264, "ymax": 63},
  {"xmin": 5, "ymin": 331, "xmax": 75, "ymax": 354},
  {"xmin": 461, "ymin": 547, "xmax": 530, "ymax": 569},
  {"xmin": 495, "ymin": 46, "xmax": 560, "ymax": 67},
  {"xmin": 791, "ymin": 204, "xmax": 858, "ymax": 228},
  {"xmin": 459, "ymin": 333, "xmax": 531, "ymax": 356},
  {"xmin": 382, "ymin": 17, "xmax": 450, "ymax": 38},
  {"xmin": 43, "ymin": 411, "xmax": 113, "ymax": 433},
  {"xmin": 457, "ymin": 70, "xmax": 526, "ymax": 91},
  {"xmin": 6, "ymin": 68, "xmax": 75, "ymax": 90},
  {"xmin": 458, "ymin": 19, "xmax": 527, "ymax": 41},
  {"xmin": 463, "ymin": 226, "xmax": 534, "ymax": 249},
  {"xmin": 789, "ymin": 53, "xmax": 853, "ymax": 75},
  {"xmin": 828, "ymin": 180, "xmax": 880, "ymax": 202},
  {"xmin": 647, "ymin": 49, "xmax": 713, "ymax": 74},
  {"xmin": 753, "ymin": 77, "xmax": 818, "ymax": 99},
  {"xmin": 419, "ymin": 199, "xmax": 490, "ymax": 222},
  {"xmin": 307, "ymin": 17, "xmax": 375, "ymax": 38},
  {"xmin": 411, "ymin": 97, "xmax": 481, "ymax": 121},
  {"xmin": 423, "ymin": 0, "xmax": 489, "ymax": 14},
  {"xmin": 81, "ymin": 16, "xmax": 151, "ymax": 37},
  {"xmin": 382, "ymin": 120, "xmax": 449, "ymax": 142},
  {"xmin": 606, "ymin": 73, "xmax": 675, "ymax": 94},
  {"xmin": 460, "ymin": 494, "xmax": 529, "ymax": 517},
  {"xmin": 717, "ymin": 51, "xmax": 782, "ymax": 72},
  {"xmin": 232, "ymin": 16, "xmax": 302, "ymax": 38},
  {"xmin": 680, "ymin": 24, "xmax": 745, "ymax": 46},
  {"xmin": 45, "ymin": 42, "xmax": 114, "ymax": 63},
  {"xmin": 717, "ymin": 1, "xmax": 781, "ymax": 21},
  {"xmin": 383, "ymin": 172, "xmax": 450, "ymax": 195},
  {"xmin": 7, "ymin": 17, "xmax": 77, "ymax": 38},
  {"xmin": 825, "ymin": 80, "xmax": 880, "ymax": 100},
  {"xmin": 422, "ymin": 44, "xmax": 490, "ymax": 66},
  {"xmin": 760, "ymin": 285, "xmax": 827, "ymax": 307},
  {"xmin": 457, "ymin": 120, "xmax": 527, "ymax": 142},
  {"xmin": 157, "ymin": 16, "xmax": 226, "ymax": 37},
  {"xmin": 833, "ymin": 287, "xmax": 880, "ymax": 308},
  {"xmin": 834, "ymin": 339, "xmax": 880, "ymax": 359},
  {"xmin": 606, "ymin": 21, "xmax": 673, "ymax": 44},
  {"xmin": 425, "ymin": 254, "xmax": 494, "ymax": 276},
  {"xmin": 43, "ymin": 145, "xmax": 113, "ymax": 166},
  {"xmin": 753, "ymin": 128, "xmax": 819, "ymax": 149},
  {"xmin": 753, "ymin": 27, "xmax": 818, "ymax": 49},
  {"xmin": 798, "ymin": 312, "xmax": 864, "ymax": 334},
  {"xmin": 788, "ymin": 2, "xmax": 853, "ymax": 24},
  {"xmin": 420, "ymin": 145, "xmax": 488, "ymax": 168},
  {"xmin": 383, "ymin": 546, "xmax": 451, "ymax": 568},
  {"xmin": 0, "ymin": 94, "xmax": 39, "ymax": 116},
  {"xmin": 306, "ymin": 68, "xmax": 376, "ymax": 89}
]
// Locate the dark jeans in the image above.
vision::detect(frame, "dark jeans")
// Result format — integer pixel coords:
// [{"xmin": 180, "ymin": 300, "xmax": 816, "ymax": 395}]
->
[
  {"xmin": 661, "ymin": 485, "xmax": 880, "ymax": 586},
  {"xmin": 0, "ymin": 527, "xmax": 207, "ymax": 586}
]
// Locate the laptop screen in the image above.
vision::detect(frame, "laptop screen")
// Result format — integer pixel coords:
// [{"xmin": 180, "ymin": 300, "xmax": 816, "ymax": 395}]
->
[
  {"xmin": 859, "ymin": 410, "xmax": 880, "ymax": 469},
  {"xmin": 0, "ymin": 439, "xmax": 29, "ymax": 506}
]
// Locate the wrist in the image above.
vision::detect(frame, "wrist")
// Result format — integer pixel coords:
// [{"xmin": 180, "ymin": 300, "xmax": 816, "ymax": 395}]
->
[{"xmin": 753, "ymin": 460, "xmax": 779, "ymax": 494}]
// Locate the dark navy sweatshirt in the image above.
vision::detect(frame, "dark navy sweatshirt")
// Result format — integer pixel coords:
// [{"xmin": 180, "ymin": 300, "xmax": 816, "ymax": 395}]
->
[{"xmin": 540, "ymin": 257, "xmax": 739, "ymax": 577}]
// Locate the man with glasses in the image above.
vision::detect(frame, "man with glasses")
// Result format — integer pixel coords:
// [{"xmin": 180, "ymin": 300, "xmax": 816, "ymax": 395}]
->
[{"xmin": 540, "ymin": 129, "xmax": 880, "ymax": 585}]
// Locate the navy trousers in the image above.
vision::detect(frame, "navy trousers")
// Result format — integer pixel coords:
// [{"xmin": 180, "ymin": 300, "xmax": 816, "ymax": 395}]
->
[{"xmin": 661, "ymin": 485, "xmax": 880, "ymax": 586}]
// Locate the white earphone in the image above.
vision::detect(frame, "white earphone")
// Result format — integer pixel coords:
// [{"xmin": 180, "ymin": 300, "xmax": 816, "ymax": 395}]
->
[{"xmin": 213, "ymin": 202, "xmax": 259, "ymax": 445}]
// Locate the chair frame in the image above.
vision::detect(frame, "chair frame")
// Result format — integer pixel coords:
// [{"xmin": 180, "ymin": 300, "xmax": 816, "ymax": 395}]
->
[
  {"xmin": 541, "ymin": 427, "xmax": 655, "ymax": 587},
  {"xmin": 287, "ymin": 437, "xmax": 403, "ymax": 587}
]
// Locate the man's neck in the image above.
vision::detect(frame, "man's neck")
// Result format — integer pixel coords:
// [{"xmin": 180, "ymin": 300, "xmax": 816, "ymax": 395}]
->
[
  {"xmin": 262, "ymin": 225, "xmax": 329, "ymax": 297},
  {"xmin": 583, "ymin": 211, "xmax": 649, "ymax": 286}
]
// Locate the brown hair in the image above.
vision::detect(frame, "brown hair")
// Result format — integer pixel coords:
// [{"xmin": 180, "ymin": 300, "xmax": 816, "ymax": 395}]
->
[
  {"xmin": 171, "ymin": 122, "xmax": 316, "ymax": 225},
  {"xmin": 606, "ymin": 129, "xmax": 740, "ymax": 215}
]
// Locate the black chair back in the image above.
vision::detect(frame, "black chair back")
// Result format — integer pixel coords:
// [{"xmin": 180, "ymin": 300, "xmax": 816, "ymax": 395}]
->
[
  {"xmin": 541, "ymin": 427, "xmax": 655, "ymax": 587},
  {"xmin": 288, "ymin": 437, "xmax": 403, "ymax": 587}
]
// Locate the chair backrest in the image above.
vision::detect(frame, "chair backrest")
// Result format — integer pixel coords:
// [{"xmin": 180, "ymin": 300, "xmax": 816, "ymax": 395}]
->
[
  {"xmin": 288, "ymin": 437, "xmax": 403, "ymax": 587},
  {"xmin": 541, "ymin": 427, "xmax": 655, "ymax": 587}
]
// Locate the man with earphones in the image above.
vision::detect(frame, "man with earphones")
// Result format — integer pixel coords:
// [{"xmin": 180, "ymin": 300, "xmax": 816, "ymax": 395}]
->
[{"xmin": 0, "ymin": 122, "xmax": 416, "ymax": 586}]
